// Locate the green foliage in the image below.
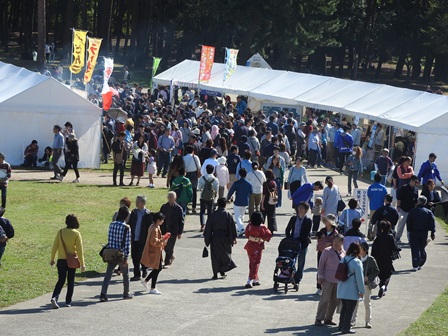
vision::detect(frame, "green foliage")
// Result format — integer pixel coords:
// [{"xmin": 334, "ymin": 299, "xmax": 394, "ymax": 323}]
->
[{"xmin": 0, "ymin": 181, "xmax": 166, "ymax": 308}]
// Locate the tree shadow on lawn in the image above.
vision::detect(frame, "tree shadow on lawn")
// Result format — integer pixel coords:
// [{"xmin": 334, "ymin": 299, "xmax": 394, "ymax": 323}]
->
[{"xmin": 265, "ymin": 324, "xmax": 339, "ymax": 335}]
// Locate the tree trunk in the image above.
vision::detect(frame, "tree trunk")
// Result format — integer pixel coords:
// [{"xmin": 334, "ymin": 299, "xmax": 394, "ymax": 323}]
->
[
  {"xmin": 97, "ymin": 0, "xmax": 113, "ymax": 54},
  {"xmin": 422, "ymin": 54, "xmax": 434, "ymax": 81},
  {"xmin": 411, "ymin": 53, "xmax": 421, "ymax": 80},
  {"xmin": 62, "ymin": 0, "xmax": 74, "ymax": 60},
  {"xmin": 338, "ymin": 45, "xmax": 345, "ymax": 77},
  {"xmin": 433, "ymin": 53, "xmax": 448, "ymax": 82},
  {"xmin": 22, "ymin": 0, "xmax": 35, "ymax": 59},
  {"xmin": 113, "ymin": 0, "xmax": 126, "ymax": 59},
  {"xmin": 238, "ymin": 20, "xmax": 258, "ymax": 66},
  {"xmin": 37, "ymin": 0, "xmax": 46, "ymax": 70},
  {"xmin": 81, "ymin": 0, "xmax": 88, "ymax": 30},
  {"xmin": 0, "ymin": 0, "xmax": 9, "ymax": 52},
  {"xmin": 393, "ymin": 54, "xmax": 406, "ymax": 79},
  {"xmin": 374, "ymin": 52, "xmax": 385, "ymax": 80}
]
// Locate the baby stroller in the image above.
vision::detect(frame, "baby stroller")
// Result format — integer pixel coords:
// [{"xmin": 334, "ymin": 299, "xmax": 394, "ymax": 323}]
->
[{"xmin": 273, "ymin": 237, "xmax": 301, "ymax": 294}]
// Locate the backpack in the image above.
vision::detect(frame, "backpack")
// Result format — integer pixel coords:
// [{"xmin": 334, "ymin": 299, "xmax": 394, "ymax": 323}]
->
[
  {"xmin": 335, "ymin": 257, "xmax": 355, "ymax": 282},
  {"xmin": 201, "ymin": 177, "xmax": 216, "ymax": 201}
]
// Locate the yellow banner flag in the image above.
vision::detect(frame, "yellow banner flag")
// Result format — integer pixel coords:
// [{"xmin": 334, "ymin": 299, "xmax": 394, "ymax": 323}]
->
[
  {"xmin": 83, "ymin": 37, "xmax": 102, "ymax": 84},
  {"xmin": 69, "ymin": 30, "xmax": 87, "ymax": 74}
]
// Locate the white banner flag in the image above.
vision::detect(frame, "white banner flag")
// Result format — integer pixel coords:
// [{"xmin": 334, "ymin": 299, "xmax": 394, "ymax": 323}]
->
[{"xmin": 102, "ymin": 57, "xmax": 114, "ymax": 94}]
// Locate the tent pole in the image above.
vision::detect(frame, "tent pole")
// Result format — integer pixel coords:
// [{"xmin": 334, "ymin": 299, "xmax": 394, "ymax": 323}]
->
[{"xmin": 69, "ymin": 28, "xmax": 74, "ymax": 86}]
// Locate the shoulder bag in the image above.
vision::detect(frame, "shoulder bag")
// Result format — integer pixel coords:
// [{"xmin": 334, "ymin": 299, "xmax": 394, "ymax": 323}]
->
[
  {"xmin": 100, "ymin": 226, "xmax": 129, "ymax": 263},
  {"xmin": 60, "ymin": 230, "xmax": 81, "ymax": 269},
  {"xmin": 337, "ymin": 192, "xmax": 346, "ymax": 212},
  {"xmin": 365, "ymin": 257, "xmax": 379, "ymax": 289}
]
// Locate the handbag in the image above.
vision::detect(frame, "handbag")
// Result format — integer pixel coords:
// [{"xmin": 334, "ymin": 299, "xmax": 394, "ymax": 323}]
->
[
  {"xmin": 202, "ymin": 246, "xmax": 209, "ymax": 258},
  {"xmin": 100, "ymin": 226, "xmax": 129, "ymax": 263},
  {"xmin": 365, "ymin": 257, "xmax": 379, "ymax": 289},
  {"xmin": 335, "ymin": 257, "xmax": 354, "ymax": 282},
  {"xmin": 268, "ymin": 189, "xmax": 278, "ymax": 205},
  {"xmin": 60, "ymin": 230, "xmax": 81, "ymax": 269}
]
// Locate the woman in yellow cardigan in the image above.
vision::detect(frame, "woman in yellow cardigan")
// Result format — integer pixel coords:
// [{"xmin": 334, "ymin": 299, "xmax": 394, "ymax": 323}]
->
[
  {"xmin": 141, "ymin": 212, "xmax": 168, "ymax": 295},
  {"xmin": 50, "ymin": 214, "xmax": 85, "ymax": 309}
]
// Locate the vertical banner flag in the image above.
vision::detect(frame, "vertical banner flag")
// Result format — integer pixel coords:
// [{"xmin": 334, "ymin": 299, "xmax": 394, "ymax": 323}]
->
[
  {"xmin": 199, "ymin": 45, "xmax": 215, "ymax": 83},
  {"xmin": 152, "ymin": 57, "xmax": 162, "ymax": 76},
  {"xmin": 69, "ymin": 30, "xmax": 87, "ymax": 74},
  {"xmin": 83, "ymin": 37, "xmax": 102, "ymax": 84},
  {"xmin": 223, "ymin": 48, "xmax": 239, "ymax": 81},
  {"xmin": 150, "ymin": 57, "xmax": 162, "ymax": 89},
  {"xmin": 101, "ymin": 57, "xmax": 114, "ymax": 111}
]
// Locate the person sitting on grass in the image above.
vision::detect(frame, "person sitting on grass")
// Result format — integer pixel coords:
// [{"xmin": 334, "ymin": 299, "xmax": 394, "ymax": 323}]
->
[
  {"xmin": 22, "ymin": 140, "xmax": 39, "ymax": 167},
  {"xmin": 0, "ymin": 207, "xmax": 14, "ymax": 266},
  {"xmin": 38, "ymin": 146, "xmax": 53, "ymax": 170}
]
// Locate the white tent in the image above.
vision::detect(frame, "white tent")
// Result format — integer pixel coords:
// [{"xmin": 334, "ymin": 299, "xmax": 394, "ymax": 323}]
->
[
  {"xmin": 0, "ymin": 62, "xmax": 102, "ymax": 168},
  {"xmin": 154, "ymin": 59, "xmax": 448, "ymax": 178},
  {"xmin": 246, "ymin": 53, "xmax": 272, "ymax": 69}
]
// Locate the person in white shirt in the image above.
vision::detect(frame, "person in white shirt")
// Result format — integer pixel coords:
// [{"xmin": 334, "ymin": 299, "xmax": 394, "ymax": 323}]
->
[
  {"xmin": 308, "ymin": 127, "xmax": 322, "ymax": 168},
  {"xmin": 183, "ymin": 146, "xmax": 202, "ymax": 213},
  {"xmin": 201, "ymin": 149, "xmax": 219, "ymax": 176},
  {"xmin": 246, "ymin": 162, "xmax": 267, "ymax": 217},
  {"xmin": 215, "ymin": 157, "xmax": 230, "ymax": 199},
  {"xmin": 324, "ymin": 119, "xmax": 335, "ymax": 165}
]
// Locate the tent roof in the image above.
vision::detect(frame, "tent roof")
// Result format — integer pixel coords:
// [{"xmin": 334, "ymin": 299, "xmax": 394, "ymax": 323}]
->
[
  {"xmin": 154, "ymin": 59, "xmax": 448, "ymax": 134},
  {"xmin": 0, "ymin": 61, "xmax": 100, "ymax": 113}
]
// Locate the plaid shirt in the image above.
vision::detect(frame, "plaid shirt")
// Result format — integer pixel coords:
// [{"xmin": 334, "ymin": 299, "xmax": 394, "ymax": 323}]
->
[{"xmin": 107, "ymin": 221, "xmax": 131, "ymax": 258}]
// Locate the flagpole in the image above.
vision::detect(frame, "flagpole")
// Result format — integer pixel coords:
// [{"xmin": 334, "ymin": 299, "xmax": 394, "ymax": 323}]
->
[
  {"xmin": 84, "ymin": 36, "xmax": 89, "ymax": 94},
  {"xmin": 197, "ymin": 45, "xmax": 203, "ymax": 99},
  {"xmin": 222, "ymin": 48, "xmax": 226, "ymax": 107},
  {"xmin": 69, "ymin": 28, "xmax": 74, "ymax": 86}
]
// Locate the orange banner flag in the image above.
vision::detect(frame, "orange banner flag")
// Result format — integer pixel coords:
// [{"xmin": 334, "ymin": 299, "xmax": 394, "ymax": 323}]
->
[
  {"xmin": 199, "ymin": 45, "xmax": 215, "ymax": 83},
  {"xmin": 83, "ymin": 37, "xmax": 102, "ymax": 84}
]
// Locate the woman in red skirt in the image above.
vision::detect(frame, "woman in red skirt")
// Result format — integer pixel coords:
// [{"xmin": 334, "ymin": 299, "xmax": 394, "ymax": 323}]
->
[{"xmin": 244, "ymin": 212, "xmax": 272, "ymax": 288}]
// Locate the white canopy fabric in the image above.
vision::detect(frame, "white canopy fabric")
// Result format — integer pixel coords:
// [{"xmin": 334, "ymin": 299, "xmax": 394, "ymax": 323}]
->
[
  {"xmin": 155, "ymin": 59, "xmax": 448, "ymax": 178},
  {"xmin": 0, "ymin": 62, "xmax": 102, "ymax": 168}
]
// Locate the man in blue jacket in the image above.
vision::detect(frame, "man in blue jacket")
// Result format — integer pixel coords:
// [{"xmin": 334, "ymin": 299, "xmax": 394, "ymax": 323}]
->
[
  {"xmin": 227, "ymin": 168, "xmax": 253, "ymax": 236},
  {"xmin": 336, "ymin": 125, "xmax": 353, "ymax": 174},
  {"xmin": 406, "ymin": 196, "xmax": 435, "ymax": 271},
  {"xmin": 417, "ymin": 153, "xmax": 444, "ymax": 190},
  {"xmin": 291, "ymin": 181, "xmax": 324, "ymax": 209}
]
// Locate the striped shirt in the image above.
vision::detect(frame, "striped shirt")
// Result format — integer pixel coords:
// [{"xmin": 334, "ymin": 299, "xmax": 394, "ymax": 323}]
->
[{"xmin": 107, "ymin": 221, "xmax": 131, "ymax": 258}]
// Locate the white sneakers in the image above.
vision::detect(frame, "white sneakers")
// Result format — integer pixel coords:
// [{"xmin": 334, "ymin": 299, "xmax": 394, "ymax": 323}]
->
[
  {"xmin": 73, "ymin": 179, "xmax": 80, "ymax": 183},
  {"xmin": 412, "ymin": 267, "xmax": 419, "ymax": 272},
  {"xmin": 316, "ymin": 289, "xmax": 322, "ymax": 296},
  {"xmin": 141, "ymin": 280, "xmax": 149, "ymax": 290},
  {"xmin": 149, "ymin": 289, "xmax": 162, "ymax": 295},
  {"xmin": 147, "ymin": 184, "xmax": 155, "ymax": 188},
  {"xmin": 51, "ymin": 298, "xmax": 59, "ymax": 309}
]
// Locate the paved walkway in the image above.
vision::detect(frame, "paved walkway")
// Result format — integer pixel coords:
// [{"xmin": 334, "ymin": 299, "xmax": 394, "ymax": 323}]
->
[{"xmin": 1, "ymin": 167, "xmax": 447, "ymax": 336}]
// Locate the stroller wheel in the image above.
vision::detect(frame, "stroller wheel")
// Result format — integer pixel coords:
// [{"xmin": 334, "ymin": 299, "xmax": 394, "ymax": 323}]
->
[{"xmin": 273, "ymin": 282, "xmax": 279, "ymax": 292}]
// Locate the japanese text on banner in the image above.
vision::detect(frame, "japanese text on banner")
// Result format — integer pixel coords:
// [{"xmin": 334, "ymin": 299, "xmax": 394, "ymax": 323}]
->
[
  {"xmin": 83, "ymin": 37, "xmax": 102, "ymax": 84},
  {"xmin": 69, "ymin": 30, "xmax": 87, "ymax": 74},
  {"xmin": 223, "ymin": 48, "xmax": 238, "ymax": 81},
  {"xmin": 199, "ymin": 46, "xmax": 215, "ymax": 83}
]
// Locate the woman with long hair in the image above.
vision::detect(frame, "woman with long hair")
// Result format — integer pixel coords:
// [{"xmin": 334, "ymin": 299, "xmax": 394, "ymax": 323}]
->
[
  {"xmin": 371, "ymin": 220, "xmax": 400, "ymax": 298},
  {"xmin": 345, "ymin": 146, "xmax": 363, "ymax": 196},
  {"xmin": 216, "ymin": 137, "xmax": 228, "ymax": 157},
  {"xmin": 265, "ymin": 154, "xmax": 284, "ymax": 208},
  {"xmin": 50, "ymin": 214, "xmax": 85, "ymax": 308},
  {"xmin": 130, "ymin": 134, "xmax": 148, "ymax": 186},
  {"xmin": 166, "ymin": 153, "xmax": 185, "ymax": 187}
]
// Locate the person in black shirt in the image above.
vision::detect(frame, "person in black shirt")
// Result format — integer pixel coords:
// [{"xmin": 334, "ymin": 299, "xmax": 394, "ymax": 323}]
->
[
  {"xmin": 371, "ymin": 194, "xmax": 400, "ymax": 233},
  {"xmin": 396, "ymin": 175, "xmax": 419, "ymax": 243}
]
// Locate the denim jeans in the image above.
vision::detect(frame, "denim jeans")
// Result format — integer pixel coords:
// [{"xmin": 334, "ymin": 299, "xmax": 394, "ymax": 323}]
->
[
  {"xmin": 275, "ymin": 177, "xmax": 282, "ymax": 207},
  {"xmin": 52, "ymin": 259, "xmax": 76, "ymax": 304},
  {"xmin": 157, "ymin": 151, "xmax": 171, "ymax": 176},
  {"xmin": 101, "ymin": 260, "xmax": 130, "ymax": 297},
  {"xmin": 347, "ymin": 170, "xmax": 359, "ymax": 194},
  {"xmin": 0, "ymin": 185, "xmax": 6, "ymax": 208},
  {"xmin": 200, "ymin": 199, "xmax": 213, "ymax": 226},
  {"xmin": 294, "ymin": 246, "xmax": 308, "ymax": 283},
  {"xmin": 339, "ymin": 299, "xmax": 358, "ymax": 332}
]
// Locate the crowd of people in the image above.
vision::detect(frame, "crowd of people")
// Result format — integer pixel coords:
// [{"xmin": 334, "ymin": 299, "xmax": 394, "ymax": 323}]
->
[{"xmin": 1, "ymin": 86, "xmax": 444, "ymax": 334}]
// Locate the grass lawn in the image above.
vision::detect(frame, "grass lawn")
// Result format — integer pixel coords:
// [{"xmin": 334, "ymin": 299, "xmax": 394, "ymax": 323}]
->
[
  {"xmin": 400, "ymin": 218, "xmax": 448, "ymax": 336},
  {"xmin": 0, "ymin": 181, "xmax": 167, "ymax": 308}
]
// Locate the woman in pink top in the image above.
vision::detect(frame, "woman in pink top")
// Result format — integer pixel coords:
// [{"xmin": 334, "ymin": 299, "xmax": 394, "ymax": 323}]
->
[{"xmin": 397, "ymin": 156, "xmax": 414, "ymax": 189}]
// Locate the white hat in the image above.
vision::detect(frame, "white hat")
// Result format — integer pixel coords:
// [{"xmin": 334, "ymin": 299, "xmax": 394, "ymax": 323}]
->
[
  {"xmin": 218, "ymin": 157, "xmax": 227, "ymax": 165},
  {"xmin": 192, "ymin": 128, "xmax": 201, "ymax": 135}
]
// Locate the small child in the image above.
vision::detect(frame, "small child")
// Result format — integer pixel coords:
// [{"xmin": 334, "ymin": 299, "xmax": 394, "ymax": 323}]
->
[
  {"xmin": 311, "ymin": 197, "xmax": 323, "ymax": 236},
  {"xmin": 147, "ymin": 149, "xmax": 157, "ymax": 188},
  {"xmin": 215, "ymin": 156, "xmax": 230, "ymax": 199}
]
